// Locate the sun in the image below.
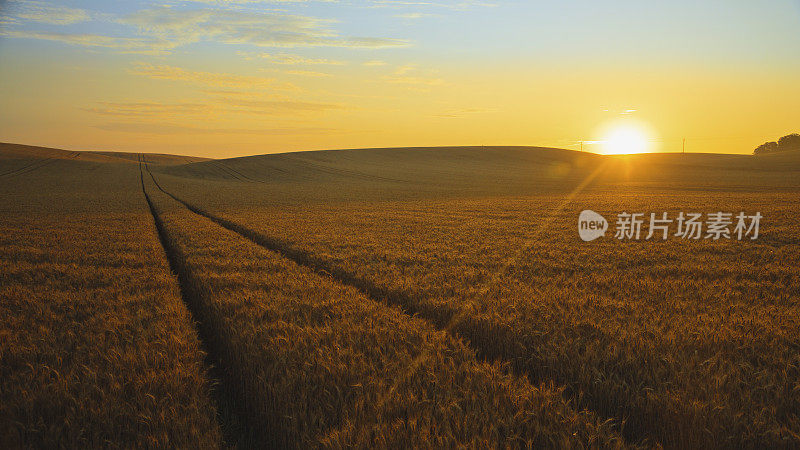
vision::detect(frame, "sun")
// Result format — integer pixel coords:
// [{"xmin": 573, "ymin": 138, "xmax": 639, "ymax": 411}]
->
[{"xmin": 598, "ymin": 121, "xmax": 655, "ymax": 155}]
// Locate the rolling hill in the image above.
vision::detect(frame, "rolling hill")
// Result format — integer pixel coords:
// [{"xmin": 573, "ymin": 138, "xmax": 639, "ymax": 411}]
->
[{"xmin": 3, "ymin": 142, "xmax": 800, "ymax": 199}]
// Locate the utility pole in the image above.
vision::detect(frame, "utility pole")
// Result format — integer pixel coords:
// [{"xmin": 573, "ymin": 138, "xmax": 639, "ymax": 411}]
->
[
  {"xmin": 682, "ymin": 138, "xmax": 686, "ymax": 154},
  {"xmin": 580, "ymin": 141, "xmax": 583, "ymax": 152}
]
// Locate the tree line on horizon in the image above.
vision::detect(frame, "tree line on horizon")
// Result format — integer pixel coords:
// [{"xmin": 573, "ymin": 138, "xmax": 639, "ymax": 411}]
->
[{"xmin": 753, "ymin": 133, "xmax": 800, "ymax": 155}]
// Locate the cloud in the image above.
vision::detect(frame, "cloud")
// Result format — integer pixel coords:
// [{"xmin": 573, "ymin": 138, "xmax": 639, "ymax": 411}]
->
[
  {"xmin": 383, "ymin": 64, "xmax": 444, "ymax": 86},
  {"xmin": 0, "ymin": 19, "xmax": 17, "ymax": 28},
  {"xmin": 7, "ymin": 1, "xmax": 90, "ymax": 25},
  {"xmin": 383, "ymin": 75, "xmax": 444, "ymax": 86},
  {"xmin": 363, "ymin": 60, "xmax": 387, "ymax": 66},
  {"xmin": 370, "ymin": 0, "xmax": 497, "ymax": 11},
  {"xmin": 602, "ymin": 108, "xmax": 639, "ymax": 115},
  {"xmin": 0, "ymin": 30, "xmax": 175, "ymax": 54},
  {"xmin": 120, "ymin": 6, "xmax": 411, "ymax": 50},
  {"xmin": 82, "ymin": 102, "xmax": 216, "ymax": 117},
  {"xmin": 211, "ymin": 94, "xmax": 345, "ymax": 113},
  {"xmin": 335, "ymin": 37, "xmax": 409, "ymax": 48},
  {"xmin": 2, "ymin": 5, "xmax": 410, "ymax": 54},
  {"xmin": 283, "ymin": 69, "xmax": 332, "ymax": 77},
  {"xmin": 83, "ymin": 95, "xmax": 343, "ymax": 119},
  {"xmin": 238, "ymin": 51, "xmax": 346, "ymax": 65},
  {"xmin": 182, "ymin": 0, "xmax": 338, "ymax": 4},
  {"xmin": 394, "ymin": 12, "xmax": 434, "ymax": 19},
  {"xmin": 130, "ymin": 63, "xmax": 298, "ymax": 90},
  {"xmin": 95, "ymin": 122, "xmax": 335, "ymax": 135},
  {"xmin": 393, "ymin": 64, "xmax": 417, "ymax": 75},
  {"xmin": 434, "ymin": 107, "xmax": 497, "ymax": 118}
]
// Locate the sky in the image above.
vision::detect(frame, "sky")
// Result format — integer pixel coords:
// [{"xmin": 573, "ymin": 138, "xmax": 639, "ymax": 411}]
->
[{"xmin": 0, "ymin": 0, "xmax": 799, "ymax": 158}]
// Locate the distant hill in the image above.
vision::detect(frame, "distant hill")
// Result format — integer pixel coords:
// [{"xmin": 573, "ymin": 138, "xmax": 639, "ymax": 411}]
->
[
  {"xmin": 155, "ymin": 145, "xmax": 800, "ymax": 193},
  {"xmin": 0, "ymin": 142, "xmax": 211, "ymax": 165},
  {"xmin": 2, "ymin": 142, "xmax": 799, "ymax": 193},
  {"xmin": 159, "ymin": 146, "xmax": 600, "ymax": 185}
]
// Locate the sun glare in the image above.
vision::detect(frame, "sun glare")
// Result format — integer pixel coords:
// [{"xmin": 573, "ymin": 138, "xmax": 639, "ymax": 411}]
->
[{"xmin": 599, "ymin": 121, "xmax": 655, "ymax": 155}]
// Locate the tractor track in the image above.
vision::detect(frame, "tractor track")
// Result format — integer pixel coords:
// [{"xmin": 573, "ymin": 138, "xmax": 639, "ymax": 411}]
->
[
  {"xmin": 137, "ymin": 155, "xmax": 259, "ymax": 448},
  {"xmin": 0, "ymin": 152, "xmax": 79, "ymax": 178},
  {"xmin": 142, "ymin": 162, "xmax": 643, "ymax": 447}
]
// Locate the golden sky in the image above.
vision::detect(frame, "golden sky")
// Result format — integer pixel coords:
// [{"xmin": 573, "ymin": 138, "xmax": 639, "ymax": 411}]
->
[{"xmin": 1, "ymin": 1, "xmax": 799, "ymax": 158}]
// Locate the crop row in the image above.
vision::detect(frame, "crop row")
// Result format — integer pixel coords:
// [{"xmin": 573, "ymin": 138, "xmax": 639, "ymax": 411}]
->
[
  {"xmin": 0, "ymin": 163, "xmax": 222, "ymax": 447},
  {"xmin": 141, "ymin": 164, "xmax": 628, "ymax": 448},
  {"xmin": 154, "ymin": 171, "xmax": 800, "ymax": 448}
]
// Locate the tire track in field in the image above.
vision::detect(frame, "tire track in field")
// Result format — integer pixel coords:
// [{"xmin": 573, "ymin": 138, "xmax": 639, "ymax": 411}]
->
[
  {"xmin": 290, "ymin": 156, "xmax": 411, "ymax": 184},
  {"xmin": 218, "ymin": 161, "xmax": 268, "ymax": 184},
  {"xmin": 143, "ymin": 164, "xmax": 642, "ymax": 446},
  {"xmin": 146, "ymin": 163, "xmax": 427, "ymax": 320},
  {"xmin": 0, "ymin": 152, "xmax": 80, "ymax": 178},
  {"xmin": 211, "ymin": 161, "xmax": 246, "ymax": 182},
  {"xmin": 0, "ymin": 157, "xmax": 54, "ymax": 178},
  {"xmin": 0, "ymin": 158, "xmax": 52, "ymax": 177},
  {"xmin": 137, "ymin": 155, "xmax": 256, "ymax": 448},
  {"xmin": 215, "ymin": 160, "xmax": 276, "ymax": 184},
  {"xmin": 215, "ymin": 161, "xmax": 254, "ymax": 183},
  {"xmin": 207, "ymin": 161, "xmax": 244, "ymax": 182},
  {"xmin": 189, "ymin": 160, "xmax": 247, "ymax": 182},
  {"xmin": 217, "ymin": 160, "xmax": 271, "ymax": 184}
]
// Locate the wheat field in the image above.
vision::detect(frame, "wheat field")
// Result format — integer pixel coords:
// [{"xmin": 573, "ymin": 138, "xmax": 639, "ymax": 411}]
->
[{"xmin": 2, "ymin": 142, "xmax": 799, "ymax": 448}]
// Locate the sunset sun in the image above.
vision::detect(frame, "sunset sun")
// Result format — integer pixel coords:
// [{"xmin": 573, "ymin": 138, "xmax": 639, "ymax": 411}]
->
[{"xmin": 599, "ymin": 121, "xmax": 655, "ymax": 155}]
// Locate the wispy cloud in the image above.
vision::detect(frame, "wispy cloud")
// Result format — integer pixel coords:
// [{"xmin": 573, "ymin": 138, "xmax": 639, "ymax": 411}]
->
[
  {"xmin": 382, "ymin": 64, "xmax": 444, "ymax": 86},
  {"xmin": 210, "ymin": 94, "xmax": 345, "ymax": 113},
  {"xmin": 370, "ymin": 0, "xmax": 497, "ymax": 11},
  {"xmin": 237, "ymin": 51, "xmax": 346, "ymax": 65},
  {"xmin": 6, "ymin": 1, "xmax": 90, "ymax": 25},
  {"xmin": 384, "ymin": 75, "xmax": 444, "ymax": 86},
  {"xmin": 283, "ymin": 69, "xmax": 332, "ymax": 77},
  {"xmin": 83, "ymin": 94, "xmax": 344, "ymax": 119},
  {"xmin": 602, "ymin": 108, "xmax": 639, "ymax": 115},
  {"xmin": 434, "ymin": 107, "xmax": 497, "ymax": 118},
  {"xmin": 120, "ymin": 6, "xmax": 411, "ymax": 50},
  {"xmin": 2, "ymin": 4, "xmax": 410, "ymax": 54},
  {"xmin": 180, "ymin": 0, "xmax": 338, "ymax": 4},
  {"xmin": 393, "ymin": 64, "xmax": 418, "ymax": 75},
  {"xmin": 0, "ymin": 30, "xmax": 175, "ymax": 54},
  {"xmin": 130, "ymin": 63, "xmax": 298, "ymax": 90},
  {"xmin": 95, "ymin": 122, "xmax": 335, "ymax": 135},
  {"xmin": 83, "ymin": 101, "xmax": 216, "ymax": 117},
  {"xmin": 394, "ymin": 12, "xmax": 435, "ymax": 19}
]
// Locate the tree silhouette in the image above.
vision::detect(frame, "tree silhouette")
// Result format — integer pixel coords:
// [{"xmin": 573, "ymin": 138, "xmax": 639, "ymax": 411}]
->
[
  {"xmin": 753, "ymin": 133, "xmax": 800, "ymax": 154},
  {"xmin": 754, "ymin": 141, "xmax": 778, "ymax": 155},
  {"xmin": 777, "ymin": 133, "xmax": 800, "ymax": 151}
]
